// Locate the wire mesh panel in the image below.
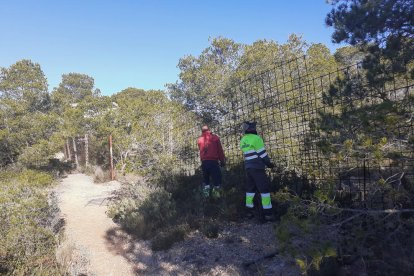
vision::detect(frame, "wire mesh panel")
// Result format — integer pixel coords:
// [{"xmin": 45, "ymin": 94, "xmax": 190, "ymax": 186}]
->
[{"xmin": 176, "ymin": 56, "xmax": 414, "ymax": 208}]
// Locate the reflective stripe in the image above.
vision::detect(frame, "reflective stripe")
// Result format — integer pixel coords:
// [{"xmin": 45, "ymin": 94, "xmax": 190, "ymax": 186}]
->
[
  {"xmin": 260, "ymin": 152, "xmax": 268, "ymax": 158},
  {"xmin": 244, "ymin": 150, "xmax": 256, "ymax": 154},
  {"xmin": 246, "ymin": 203, "xmax": 254, "ymax": 208},
  {"xmin": 246, "ymin": 193, "xmax": 254, "ymax": 207},
  {"xmin": 263, "ymin": 204, "xmax": 272, "ymax": 209},
  {"xmin": 261, "ymin": 193, "xmax": 272, "ymax": 209},
  {"xmin": 245, "ymin": 155, "xmax": 258, "ymax": 160},
  {"xmin": 244, "ymin": 151, "xmax": 258, "ymax": 157},
  {"xmin": 256, "ymin": 147, "xmax": 265, "ymax": 153}
]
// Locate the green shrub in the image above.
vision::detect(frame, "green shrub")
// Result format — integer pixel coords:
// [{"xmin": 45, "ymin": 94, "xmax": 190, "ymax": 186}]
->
[
  {"xmin": 151, "ymin": 225, "xmax": 187, "ymax": 251},
  {"xmin": 274, "ymin": 189, "xmax": 339, "ymax": 275},
  {"xmin": 108, "ymin": 180, "xmax": 177, "ymax": 239},
  {"xmin": 18, "ymin": 137, "xmax": 62, "ymax": 169},
  {"xmin": 0, "ymin": 169, "xmax": 62, "ymax": 274},
  {"xmin": 201, "ymin": 220, "xmax": 220, "ymax": 239},
  {"xmin": 108, "ymin": 163, "xmax": 255, "ymax": 245}
]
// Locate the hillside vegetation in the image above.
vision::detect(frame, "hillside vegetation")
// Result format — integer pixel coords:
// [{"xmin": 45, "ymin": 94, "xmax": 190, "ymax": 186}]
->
[{"xmin": 1, "ymin": 0, "xmax": 413, "ymax": 274}]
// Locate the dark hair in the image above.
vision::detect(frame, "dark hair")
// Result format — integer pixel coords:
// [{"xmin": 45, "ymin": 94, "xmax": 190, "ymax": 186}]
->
[{"xmin": 245, "ymin": 130, "xmax": 257, "ymax": 135}]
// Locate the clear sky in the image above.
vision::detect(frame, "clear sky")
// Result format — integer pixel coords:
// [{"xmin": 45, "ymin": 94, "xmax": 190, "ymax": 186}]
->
[{"xmin": 0, "ymin": 0, "xmax": 340, "ymax": 95}]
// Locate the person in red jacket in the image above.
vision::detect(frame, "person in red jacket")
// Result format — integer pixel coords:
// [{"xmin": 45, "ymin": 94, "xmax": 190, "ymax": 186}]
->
[{"xmin": 197, "ymin": 125, "xmax": 226, "ymax": 197}]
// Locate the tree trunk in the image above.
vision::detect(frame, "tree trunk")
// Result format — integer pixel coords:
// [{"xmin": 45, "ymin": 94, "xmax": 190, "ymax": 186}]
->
[
  {"xmin": 162, "ymin": 131, "xmax": 165, "ymax": 153},
  {"xmin": 72, "ymin": 137, "xmax": 79, "ymax": 169},
  {"xmin": 169, "ymin": 120, "xmax": 173, "ymax": 156},
  {"xmin": 67, "ymin": 139, "xmax": 72, "ymax": 161},
  {"xmin": 85, "ymin": 134, "xmax": 89, "ymax": 167},
  {"xmin": 63, "ymin": 142, "xmax": 68, "ymax": 159},
  {"xmin": 120, "ymin": 150, "xmax": 129, "ymax": 175}
]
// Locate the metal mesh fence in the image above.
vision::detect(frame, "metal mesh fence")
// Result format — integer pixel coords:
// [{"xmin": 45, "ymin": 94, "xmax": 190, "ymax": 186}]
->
[{"xmin": 174, "ymin": 56, "xmax": 414, "ymax": 208}]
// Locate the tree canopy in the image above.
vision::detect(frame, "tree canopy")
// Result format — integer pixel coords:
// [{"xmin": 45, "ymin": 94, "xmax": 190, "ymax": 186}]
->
[{"xmin": 326, "ymin": 0, "xmax": 414, "ymax": 76}]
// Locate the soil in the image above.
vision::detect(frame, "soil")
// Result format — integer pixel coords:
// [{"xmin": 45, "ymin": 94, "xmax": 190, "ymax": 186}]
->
[
  {"xmin": 56, "ymin": 173, "xmax": 300, "ymax": 276},
  {"xmin": 56, "ymin": 173, "xmax": 134, "ymax": 276}
]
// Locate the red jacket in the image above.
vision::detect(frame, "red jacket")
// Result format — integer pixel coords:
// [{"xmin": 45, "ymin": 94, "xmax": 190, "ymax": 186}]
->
[{"xmin": 197, "ymin": 131, "xmax": 225, "ymax": 162}]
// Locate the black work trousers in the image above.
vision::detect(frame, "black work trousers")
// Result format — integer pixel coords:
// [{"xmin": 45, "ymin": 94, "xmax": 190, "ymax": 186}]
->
[
  {"xmin": 245, "ymin": 168, "xmax": 270, "ymax": 194},
  {"xmin": 201, "ymin": 160, "xmax": 222, "ymax": 187}
]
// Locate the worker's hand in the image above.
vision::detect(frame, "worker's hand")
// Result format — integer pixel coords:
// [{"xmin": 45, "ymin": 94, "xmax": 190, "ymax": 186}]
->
[
  {"xmin": 220, "ymin": 161, "xmax": 226, "ymax": 167},
  {"xmin": 267, "ymin": 162, "xmax": 275, "ymax": 169}
]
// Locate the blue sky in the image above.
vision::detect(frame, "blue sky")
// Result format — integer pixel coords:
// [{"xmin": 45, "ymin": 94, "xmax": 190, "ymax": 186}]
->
[{"xmin": 0, "ymin": 1, "xmax": 340, "ymax": 95}]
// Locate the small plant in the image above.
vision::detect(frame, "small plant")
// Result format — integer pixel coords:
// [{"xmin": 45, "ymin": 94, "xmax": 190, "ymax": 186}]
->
[
  {"xmin": 151, "ymin": 225, "xmax": 188, "ymax": 251},
  {"xmin": 201, "ymin": 220, "xmax": 220, "ymax": 239}
]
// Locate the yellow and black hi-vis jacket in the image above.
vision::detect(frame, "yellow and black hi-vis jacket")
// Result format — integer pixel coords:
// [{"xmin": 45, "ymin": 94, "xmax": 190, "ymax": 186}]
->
[{"xmin": 240, "ymin": 133, "xmax": 272, "ymax": 169}]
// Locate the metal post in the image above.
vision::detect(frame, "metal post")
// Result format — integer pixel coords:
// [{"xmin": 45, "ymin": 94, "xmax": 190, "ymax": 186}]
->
[{"xmin": 109, "ymin": 134, "xmax": 114, "ymax": 180}]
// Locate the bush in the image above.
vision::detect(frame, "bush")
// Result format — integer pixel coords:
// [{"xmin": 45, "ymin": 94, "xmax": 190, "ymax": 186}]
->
[
  {"xmin": 0, "ymin": 169, "xmax": 63, "ymax": 275},
  {"xmin": 274, "ymin": 192, "xmax": 340, "ymax": 275},
  {"xmin": 107, "ymin": 180, "xmax": 177, "ymax": 239},
  {"xmin": 18, "ymin": 137, "xmax": 62, "ymax": 169},
  {"xmin": 151, "ymin": 225, "xmax": 187, "ymax": 251},
  {"xmin": 108, "ymin": 162, "xmax": 252, "ymax": 246},
  {"xmin": 201, "ymin": 220, "xmax": 220, "ymax": 239},
  {"xmin": 274, "ymin": 187, "xmax": 414, "ymax": 275}
]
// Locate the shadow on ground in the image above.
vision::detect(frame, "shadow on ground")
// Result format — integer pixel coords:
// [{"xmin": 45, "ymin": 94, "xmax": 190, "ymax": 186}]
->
[{"xmin": 104, "ymin": 222, "xmax": 300, "ymax": 275}]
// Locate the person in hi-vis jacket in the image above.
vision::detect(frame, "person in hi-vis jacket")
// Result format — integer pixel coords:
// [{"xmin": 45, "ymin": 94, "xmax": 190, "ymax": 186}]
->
[{"xmin": 240, "ymin": 121, "xmax": 275, "ymax": 221}]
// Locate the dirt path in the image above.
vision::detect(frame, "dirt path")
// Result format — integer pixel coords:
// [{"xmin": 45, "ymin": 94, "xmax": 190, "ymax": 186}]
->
[
  {"xmin": 56, "ymin": 173, "xmax": 134, "ymax": 276},
  {"xmin": 55, "ymin": 173, "xmax": 300, "ymax": 275}
]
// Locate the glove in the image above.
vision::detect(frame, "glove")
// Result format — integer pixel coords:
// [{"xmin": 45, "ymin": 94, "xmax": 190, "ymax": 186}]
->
[
  {"xmin": 220, "ymin": 160, "xmax": 226, "ymax": 167},
  {"xmin": 267, "ymin": 162, "xmax": 275, "ymax": 169}
]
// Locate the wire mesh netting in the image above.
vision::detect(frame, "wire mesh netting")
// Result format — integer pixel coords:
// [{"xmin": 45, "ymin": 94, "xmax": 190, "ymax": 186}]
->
[{"xmin": 174, "ymin": 56, "xmax": 414, "ymax": 208}]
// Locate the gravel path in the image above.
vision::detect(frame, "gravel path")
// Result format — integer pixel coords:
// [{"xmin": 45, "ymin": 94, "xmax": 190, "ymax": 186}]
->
[{"xmin": 56, "ymin": 173, "xmax": 135, "ymax": 276}]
